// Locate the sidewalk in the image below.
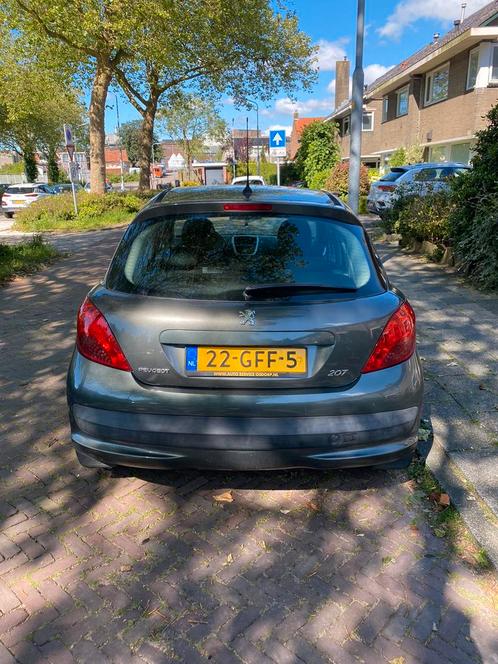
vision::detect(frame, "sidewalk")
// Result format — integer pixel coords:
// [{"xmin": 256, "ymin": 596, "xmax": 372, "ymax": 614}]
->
[{"xmin": 374, "ymin": 237, "xmax": 498, "ymax": 566}]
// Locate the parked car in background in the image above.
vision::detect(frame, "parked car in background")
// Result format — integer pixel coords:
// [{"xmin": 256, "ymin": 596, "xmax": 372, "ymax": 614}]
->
[
  {"xmin": 52, "ymin": 183, "xmax": 84, "ymax": 194},
  {"xmin": 232, "ymin": 175, "xmax": 265, "ymax": 186},
  {"xmin": 367, "ymin": 162, "xmax": 470, "ymax": 216},
  {"xmin": 84, "ymin": 181, "xmax": 113, "ymax": 193},
  {"xmin": 67, "ymin": 185, "xmax": 423, "ymax": 472},
  {"xmin": 1, "ymin": 183, "xmax": 54, "ymax": 218}
]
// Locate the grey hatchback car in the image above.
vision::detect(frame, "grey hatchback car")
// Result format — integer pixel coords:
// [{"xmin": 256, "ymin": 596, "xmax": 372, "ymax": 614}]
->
[{"xmin": 67, "ymin": 186, "xmax": 423, "ymax": 471}]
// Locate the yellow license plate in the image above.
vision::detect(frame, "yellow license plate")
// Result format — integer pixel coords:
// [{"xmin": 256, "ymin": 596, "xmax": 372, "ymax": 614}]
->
[
  {"xmin": 13, "ymin": 200, "xmax": 24, "ymax": 205},
  {"xmin": 186, "ymin": 346, "xmax": 307, "ymax": 377}
]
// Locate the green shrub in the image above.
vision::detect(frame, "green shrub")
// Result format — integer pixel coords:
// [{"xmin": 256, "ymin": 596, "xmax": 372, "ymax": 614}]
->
[
  {"xmin": 14, "ymin": 191, "xmax": 148, "ymax": 232},
  {"xmin": 325, "ymin": 162, "xmax": 370, "ymax": 197},
  {"xmin": 108, "ymin": 172, "xmax": 140, "ymax": 183},
  {"xmin": 0, "ymin": 235, "xmax": 59, "ymax": 282},
  {"xmin": 308, "ymin": 168, "xmax": 329, "ymax": 190},
  {"xmin": 452, "ymin": 195, "xmax": 498, "ymax": 290},
  {"xmin": 388, "ymin": 147, "xmax": 406, "ymax": 168},
  {"xmin": 394, "ymin": 191, "xmax": 454, "ymax": 245}
]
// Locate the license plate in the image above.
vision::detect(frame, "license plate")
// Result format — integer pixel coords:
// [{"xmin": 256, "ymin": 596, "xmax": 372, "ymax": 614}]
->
[
  {"xmin": 186, "ymin": 346, "xmax": 307, "ymax": 377},
  {"xmin": 13, "ymin": 200, "xmax": 24, "ymax": 205}
]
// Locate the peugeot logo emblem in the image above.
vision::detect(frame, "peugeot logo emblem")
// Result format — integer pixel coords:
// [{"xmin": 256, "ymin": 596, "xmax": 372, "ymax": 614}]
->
[{"xmin": 239, "ymin": 309, "xmax": 256, "ymax": 326}]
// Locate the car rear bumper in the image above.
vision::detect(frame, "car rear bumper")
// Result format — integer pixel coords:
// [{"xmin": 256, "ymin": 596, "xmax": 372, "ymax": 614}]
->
[{"xmin": 67, "ymin": 351, "xmax": 423, "ymax": 470}]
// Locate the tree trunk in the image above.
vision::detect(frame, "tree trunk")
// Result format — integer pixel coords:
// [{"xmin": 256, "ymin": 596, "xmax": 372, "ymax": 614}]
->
[
  {"xmin": 89, "ymin": 62, "xmax": 112, "ymax": 194},
  {"xmin": 138, "ymin": 99, "xmax": 158, "ymax": 191}
]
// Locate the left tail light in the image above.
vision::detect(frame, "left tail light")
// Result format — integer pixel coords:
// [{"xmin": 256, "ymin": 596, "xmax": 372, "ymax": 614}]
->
[
  {"xmin": 76, "ymin": 297, "xmax": 131, "ymax": 371},
  {"xmin": 362, "ymin": 301, "xmax": 416, "ymax": 373}
]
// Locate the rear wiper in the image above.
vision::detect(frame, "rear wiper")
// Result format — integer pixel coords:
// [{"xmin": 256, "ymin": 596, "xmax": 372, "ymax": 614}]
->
[{"xmin": 243, "ymin": 283, "xmax": 358, "ymax": 299}]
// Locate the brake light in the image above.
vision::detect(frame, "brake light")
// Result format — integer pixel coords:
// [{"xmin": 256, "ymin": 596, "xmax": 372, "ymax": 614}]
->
[
  {"xmin": 362, "ymin": 302, "xmax": 416, "ymax": 373},
  {"xmin": 223, "ymin": 203, "xmax": 273, "ymax": 211},
  {"xmin": 377, "ymin": 184, "xmax": 396, "ymax": 192},
  {"xmin": 76, "ymin": 297, "xmax": 131, "ymax": 371}
]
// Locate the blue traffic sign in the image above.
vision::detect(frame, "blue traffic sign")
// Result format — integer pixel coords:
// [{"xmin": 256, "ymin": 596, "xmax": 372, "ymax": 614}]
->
[{"xmin": 269, "ymin": 129, "xmax": 286, "ymax": 149}]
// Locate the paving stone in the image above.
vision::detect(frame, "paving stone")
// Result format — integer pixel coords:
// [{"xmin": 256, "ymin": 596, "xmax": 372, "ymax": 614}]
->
[{"xmin": 0, "ymin": 227, "xmax": 496, "ymax": 664}]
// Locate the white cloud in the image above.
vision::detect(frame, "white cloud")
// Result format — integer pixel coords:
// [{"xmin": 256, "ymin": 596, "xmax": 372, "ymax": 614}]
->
[
  {"xmin": 378, "ymin": 0, "xmax": 489, "ymax": 40},
  {"xmin": 274, "ymin": 97, "xmax": 333, "ymax": 115},
  {"xmin": 315, "ymin": 38, "xmax": 349, "ymax": 72},
  {"xmin": 364, "ymin": 63, "xmax": 394, "ymax": 85}
]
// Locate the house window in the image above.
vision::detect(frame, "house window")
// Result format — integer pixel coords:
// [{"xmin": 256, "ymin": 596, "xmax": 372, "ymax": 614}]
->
[
  {"xmin": 467, "ymin": 47, "xmax": 480, "ymax": 89},
  {"xmin": 425, "ymin": 63, "xmax": 450, "ymax": 105},
  {"xmin": 396, "ymin": 86, "xmax": 409, "ymax": 117},
  {"xmin": 362, "ymin": 111, "xmax": 374, "ymax": 132},
  {"xmin": 382, "ymin": 97, "xmax": 389, "ymax": 122},
  {"xmin": 343, "ymin": 116, "xmax": 350, "ymax": 136},
  {"xmin": 491, "ymin": 45, "xmax": 498, "ymax": 82}
]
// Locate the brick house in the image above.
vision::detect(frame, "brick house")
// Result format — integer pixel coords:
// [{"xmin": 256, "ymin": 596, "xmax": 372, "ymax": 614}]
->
[{"xmin": 327, "ymin": 1, "xmax": 498, "ymax": 171}]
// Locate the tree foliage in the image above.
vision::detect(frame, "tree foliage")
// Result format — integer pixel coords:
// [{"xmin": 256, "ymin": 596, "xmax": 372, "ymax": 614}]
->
[
  {"xmin": 295, "ymin": 121, "xmax": 340, "ymax": 186},
  {"xmin": 0, "ymin": 30, "xmax": 84, "ymax": 182},
  {"xmin": 159, "ymin": 93, "xmax": 228, "ymax": 179},
  {"xmin": 118, "ymin": 120, "xmax": 157, "ymax": 167}
]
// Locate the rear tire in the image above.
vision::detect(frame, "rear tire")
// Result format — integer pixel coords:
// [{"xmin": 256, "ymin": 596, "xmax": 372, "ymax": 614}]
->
[
  {"xmin": 5, "ymin": 212, "xmax": 13, "ymax": 219},
  {"xmin": 75, "ymin": 447, "xmax": 113, "ymax": 469}
]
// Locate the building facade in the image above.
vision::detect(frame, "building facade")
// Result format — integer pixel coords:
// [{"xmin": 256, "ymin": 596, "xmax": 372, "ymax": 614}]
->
[{"xmin": 327, "ymin": 1, "xmax": 498, "ymax": 171}]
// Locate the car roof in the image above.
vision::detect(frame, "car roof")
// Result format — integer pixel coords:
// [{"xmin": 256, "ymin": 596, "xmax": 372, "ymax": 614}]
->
[
  {"xmin": 139, "ymin": 185, "xmax": 360, "ymax": 225},
  {"xmin": 155, "ymin": 185, "xmax": 344, "ymax": 206},
  {"xmin": 6, "ymin": 183, "xmax": 44, "ymax": 189},
  {"xmin": 393, "ymin": 162, "xmax": 470, "ymax": 172}
]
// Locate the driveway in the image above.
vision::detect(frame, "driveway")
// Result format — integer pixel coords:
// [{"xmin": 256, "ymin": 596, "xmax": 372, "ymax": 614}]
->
[{"xmin": 0, "ymin": 228, "xmax": 497, "ymax": 663}]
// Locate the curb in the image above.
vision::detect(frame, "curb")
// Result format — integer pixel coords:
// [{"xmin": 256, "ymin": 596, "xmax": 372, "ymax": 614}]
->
[{"xmin": 427, "ymin": 437, "xmax": 498, "ymax": 569}]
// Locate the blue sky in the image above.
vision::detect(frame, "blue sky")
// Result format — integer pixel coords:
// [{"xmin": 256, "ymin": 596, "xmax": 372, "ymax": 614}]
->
[{"xmin": 106, "ymin": 0, "xmax": 490, "ymax": 138}]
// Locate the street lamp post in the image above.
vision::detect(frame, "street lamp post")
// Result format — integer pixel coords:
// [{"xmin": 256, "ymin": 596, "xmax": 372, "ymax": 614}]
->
[
  {"xmin": 348, "ymin": 0, "xmax": 365, "ymax": 214},
  {"xmin": 244, "ymin": 99, "xmax": 260, "ymax": 176}
]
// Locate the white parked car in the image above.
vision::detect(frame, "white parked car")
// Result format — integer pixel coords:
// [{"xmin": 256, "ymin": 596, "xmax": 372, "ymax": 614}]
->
[
  {"xmin": 231, "ymin": 175, "xmax": 266, "ymax": 186},
  {"xmin": 1, "ymin": 183, "xmax": 54, "ymax": 218}
]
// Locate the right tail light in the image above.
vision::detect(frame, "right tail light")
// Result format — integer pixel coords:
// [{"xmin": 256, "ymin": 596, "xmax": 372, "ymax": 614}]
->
[{"xmin": 362, "ymin": 301, "xmax": 416, "ymax": 373}]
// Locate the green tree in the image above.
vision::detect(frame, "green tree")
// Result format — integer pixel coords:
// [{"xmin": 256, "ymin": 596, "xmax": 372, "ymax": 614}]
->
[
  {"xmin": 0, "ymin": 31, "xmax": 84, "ymax": 183},
  {"xmin": 114, "ymin": 0, "xmax": 316, "ymax": 189},
  {"xmin": 3, "ymin": 0, "xmax": 143, "ymax": 193},
  {"xmin": 295, "ymin": 121, "xmax": 340, "ymax": 187},
  {"xmin": 159, "ymin": 94, "xmax": 228, "ymax": 181},
  {"xmin": 117, "ymin": 120, "xmax": 142, "ymax": 167}
]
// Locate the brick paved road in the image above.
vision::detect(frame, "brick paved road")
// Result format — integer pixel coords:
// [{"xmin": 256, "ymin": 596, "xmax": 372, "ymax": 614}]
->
[{"xmin": 0, "ymin": 229, "xmax": 497, "ymax": 663}]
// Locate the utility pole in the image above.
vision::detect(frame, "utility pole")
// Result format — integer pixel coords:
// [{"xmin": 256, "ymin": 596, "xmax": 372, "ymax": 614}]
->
[
  {"xmin": 115, "ymin": 94, "xmax": 125, "ymax": 192},
  {"xmin": 348, "ymin": 0, "xmax": 365, "ymax": 214}
]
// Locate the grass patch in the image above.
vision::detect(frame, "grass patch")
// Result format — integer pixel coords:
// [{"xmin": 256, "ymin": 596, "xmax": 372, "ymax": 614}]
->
[
  {"xmin": 13, "ymin": 191, "xmax": 155, "ymax": 233},
  {"xmin": 0, "ymin": 236, "xmax": 60, "ymax": 283},
  {"xmin": 408, "ymin": 458, "xmax": 494, "ymax": 571}
]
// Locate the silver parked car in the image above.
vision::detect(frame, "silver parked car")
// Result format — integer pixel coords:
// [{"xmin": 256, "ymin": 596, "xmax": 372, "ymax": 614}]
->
[
  {"xmin": 67, "ymin": 186, "xmax": 423, "ymax": 471},
  {"xmin": 367, "ymin": 162, "xmax": 470, "ymax": 216}
]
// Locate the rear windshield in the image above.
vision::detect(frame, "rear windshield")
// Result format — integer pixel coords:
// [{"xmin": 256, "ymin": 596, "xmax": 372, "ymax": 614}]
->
[
  {"xmin": 106, "ymin": 214, "xmax": 382, "ymax": 301},
  {"xmin": 379, "ymin": 169, "xmax": 407, "ymax": 182},
  {"xmin": 6, "ymin": 186, "xmax": 36, "ymax": 194}
]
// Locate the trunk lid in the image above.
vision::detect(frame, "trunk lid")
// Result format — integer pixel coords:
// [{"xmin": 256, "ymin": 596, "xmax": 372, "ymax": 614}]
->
[{"xmin": 91, "ymin": 287, "xmax": 401, "ymax": 390}]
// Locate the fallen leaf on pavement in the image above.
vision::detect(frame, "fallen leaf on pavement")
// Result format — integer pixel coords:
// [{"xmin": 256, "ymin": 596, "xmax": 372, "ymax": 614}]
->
[
  {"xmin": 280, "ymin": 509, "xmax": 291, "ymax": 514},
  {"xmin": 439, "ymin": 493, "xmax": 450, "ymax": 506},
  {"xmin": 225, "ymin": 553, "xmax": 233, "ymax": 564},
  {"xmin": 213, "ymin": 491, "xmax": 234, "ymax": 503},
  {"xmin": 307, "ymin": 500, "xmax": 320, "ymax": 511},
  {"xmin": 120, "ymin": 564, "xmax": 132, "ymax": 572}
]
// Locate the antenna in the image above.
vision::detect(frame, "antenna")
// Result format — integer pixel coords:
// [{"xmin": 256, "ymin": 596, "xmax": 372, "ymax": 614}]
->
[{"xmin": 242, "ymin": 116, "xmax": 252, "ymax": 199}]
